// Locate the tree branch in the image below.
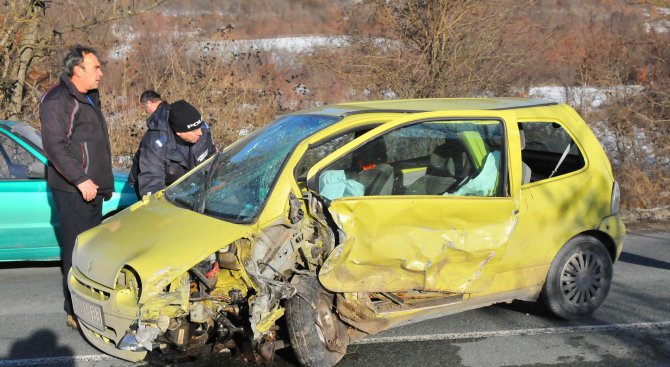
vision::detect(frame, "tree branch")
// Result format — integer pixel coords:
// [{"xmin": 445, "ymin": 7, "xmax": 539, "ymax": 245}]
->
[{"xmin": 52, "ymin": 0, "xmax": 168, "ymax": 35}]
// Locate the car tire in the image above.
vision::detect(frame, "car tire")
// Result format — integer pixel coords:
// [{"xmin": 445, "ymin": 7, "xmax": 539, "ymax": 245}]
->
[
  {"xmin": 540, "ymin": 235, "xmax": 613, "ymax": 320},
  {"xmin": 285, "ymin": 276, "xmax": 348, "ymax": 367}
]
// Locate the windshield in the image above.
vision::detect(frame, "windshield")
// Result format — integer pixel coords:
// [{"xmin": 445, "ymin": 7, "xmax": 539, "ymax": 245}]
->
[
  {"xmin": 9, "ymin": 123, "xmax": 44, "ymax": 153},
  {"xmin": 165, "ymin": 114, "xmax": 340, "ymax": 223}
]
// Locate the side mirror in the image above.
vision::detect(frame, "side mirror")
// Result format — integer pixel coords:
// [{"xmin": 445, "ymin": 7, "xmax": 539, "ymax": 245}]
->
[{"xmin": 26, "ymin": 161, "xmax": 46, "ymax": 179}]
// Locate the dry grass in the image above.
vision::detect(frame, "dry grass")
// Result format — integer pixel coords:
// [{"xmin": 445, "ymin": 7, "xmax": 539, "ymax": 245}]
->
[
  {"xmin": 616, "ymin": 164, "xmax": 670, "ymax": 209},
  {"xmin": 3, "ymin": 1, "xmax": 668, "ymax": 209},
  {"xmin": 101, "ymin": 43, "xmax": 310, "ymax": 165}
]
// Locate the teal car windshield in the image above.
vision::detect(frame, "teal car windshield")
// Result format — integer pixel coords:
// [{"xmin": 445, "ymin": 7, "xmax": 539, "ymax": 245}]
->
[{"xmin": 165, "ymin": 114, "xmax": 340, "ymax": 223}]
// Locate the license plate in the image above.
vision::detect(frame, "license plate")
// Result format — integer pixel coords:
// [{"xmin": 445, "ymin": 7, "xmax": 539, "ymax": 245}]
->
[{"xmin": 71, "ymin": 293, "xmax": 105, "ymax": 331}]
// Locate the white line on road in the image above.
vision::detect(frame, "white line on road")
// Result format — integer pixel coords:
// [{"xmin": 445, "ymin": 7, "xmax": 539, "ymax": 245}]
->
[
  {"xmin": 2, "ymin": 321, "xmax": 669, "ymax": 365},
  {"xmin": 0, "ymin": 354, "xmax": 114, "ymax": 366},
  {"xmin": 353, "ymin": 321, "xmax": 670, "ymax": 345}
]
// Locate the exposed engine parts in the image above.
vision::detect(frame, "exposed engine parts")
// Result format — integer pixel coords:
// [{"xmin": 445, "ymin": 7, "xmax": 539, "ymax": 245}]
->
[{"xmin": 125, "ymin": 193, "xmax": 336, "ymax": 363}]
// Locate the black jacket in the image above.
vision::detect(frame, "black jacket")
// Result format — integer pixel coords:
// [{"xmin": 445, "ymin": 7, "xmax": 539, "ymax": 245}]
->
[
  {"xmin": 130, "ymin": 102, "xmax": 216, "ymax": 197},
  {"xmin": 39, "ymin": 74, "xmax": 113, "ymax": 198}
]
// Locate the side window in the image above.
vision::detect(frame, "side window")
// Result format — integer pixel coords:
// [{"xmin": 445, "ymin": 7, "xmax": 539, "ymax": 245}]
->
[
  {"xmin": 317, "ymin": 120, "xmax": 506, "ymax": 200},
  {"xmin": 296, "ymin": 126, "xmax": 383, "ymax": 181},
  {"xmin": 0, "ymin": 133, "xmax": 41, "ymax": 179},
  {"xmin": 295, "ymin": 132, "xmax": 358, "ymax": 180},
  {"xmin": 519, "ymin": 122, "xmax": 585, "ymax": 183}
]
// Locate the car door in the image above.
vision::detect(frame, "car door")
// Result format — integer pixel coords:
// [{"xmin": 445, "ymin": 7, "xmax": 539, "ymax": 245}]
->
[
  {"xmin": 306, "ymin": 110, "xmax": 524, "ymax": 294},
  {"xmin": 0, "ymin": 129, "xmax": 59, "ymax": 261}
]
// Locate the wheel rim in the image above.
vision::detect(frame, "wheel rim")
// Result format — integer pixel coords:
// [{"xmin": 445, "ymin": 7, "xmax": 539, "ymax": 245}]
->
[
  {"xmin": 559, "ymin": 249, "xmax": 606, "ymax": 308},
  {"xmin": 315, "ymin": 293, "xmax": 346, "ymax": 353}
]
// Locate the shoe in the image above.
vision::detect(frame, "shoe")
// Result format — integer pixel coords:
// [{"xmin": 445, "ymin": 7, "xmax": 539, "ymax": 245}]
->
[{"xmin": 66, "ymin": 314, "xmax": 80, "ymax": 331}]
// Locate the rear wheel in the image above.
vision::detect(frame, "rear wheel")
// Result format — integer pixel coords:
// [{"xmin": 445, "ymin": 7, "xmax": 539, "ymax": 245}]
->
[
  {"xmin": 285, "ymin": 276, "xmax": 348, "ymax": 367},
  {"xmin": 540, "ymin": 235, "xmax": 613, "ymax": 320}
]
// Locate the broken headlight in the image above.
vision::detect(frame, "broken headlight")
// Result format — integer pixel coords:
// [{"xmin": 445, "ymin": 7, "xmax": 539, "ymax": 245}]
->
[{"xmin": 116, "ymin": 266, "xmax": 141, "ymax": 302}]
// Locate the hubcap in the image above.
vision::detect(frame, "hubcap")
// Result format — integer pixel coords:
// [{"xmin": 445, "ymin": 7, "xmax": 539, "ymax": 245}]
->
[{"xmin": 559, "ymin": 250, "xmax": 605, "ymax": 308}]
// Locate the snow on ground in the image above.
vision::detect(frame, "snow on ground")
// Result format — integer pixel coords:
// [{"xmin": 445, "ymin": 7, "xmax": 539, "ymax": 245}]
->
[
  {"xmin": 643, "ymin": 7, "xmax": 670, "ymax": 34},
  {"xmin": 193, "ymin": 35, "xmax": 349, "ymax": 55},
  {"xmin": 526, "ymin": 85, "xmax": 669, "ymax": 170},
  {"xmin": 528, "ymin": 85, "xmax": 643, "ymax": 110},
  {"xmin": 184, "ymin": 35, "xmax": 349, "ymax": 66}
]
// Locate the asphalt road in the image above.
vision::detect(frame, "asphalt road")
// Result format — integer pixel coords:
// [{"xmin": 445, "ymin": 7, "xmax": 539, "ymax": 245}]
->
[{"xmin": 0, "ymin": 230, "xmax": 668, "ymax": 367}]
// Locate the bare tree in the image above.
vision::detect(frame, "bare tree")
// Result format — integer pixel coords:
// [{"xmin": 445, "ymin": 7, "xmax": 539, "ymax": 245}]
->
[
  {"xmin": 318, "ymin": 0, "xmax": 527, "ymax": 99},
  {"xmin": 0, "ymin": 1, "xmax": 46, "ymax": 119},
  {"xmin": 0, "ymin": 0, "xmax": 167, "ymax": 120}
]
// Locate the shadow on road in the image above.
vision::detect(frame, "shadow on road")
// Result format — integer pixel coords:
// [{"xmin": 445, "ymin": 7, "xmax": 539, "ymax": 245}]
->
[
  {"xmin": 0, "ymin": 260, "xmax": 60, "ymax": 270},
  {"xmin": 6, "ymin": 329, "xmax": 74, "ymax": 366},
  {"xmin": 619, "ymin": 252, "xmax": 670, "ymax": 271}
]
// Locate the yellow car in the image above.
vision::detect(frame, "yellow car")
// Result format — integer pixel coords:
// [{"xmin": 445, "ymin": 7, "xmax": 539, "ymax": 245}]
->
[{"xmin": 68, "ymin": 98, "xmax": 624, "ymax": 366}]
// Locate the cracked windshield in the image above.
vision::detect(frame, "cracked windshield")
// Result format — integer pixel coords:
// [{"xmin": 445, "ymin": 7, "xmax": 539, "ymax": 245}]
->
[{"xmin": 165, "ymin": 114, "xmax": 339, "ymax": 222}]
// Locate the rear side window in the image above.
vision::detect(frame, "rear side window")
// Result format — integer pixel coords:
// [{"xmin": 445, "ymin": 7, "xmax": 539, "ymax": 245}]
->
[{"xmin": 519, "ymin": 122, "xmax": 585, "ymax": 183}]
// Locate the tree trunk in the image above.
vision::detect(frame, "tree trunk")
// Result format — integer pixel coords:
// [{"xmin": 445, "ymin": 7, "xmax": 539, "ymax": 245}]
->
[{"xmin": 8, "ymin": 1, "xmax": 44, "ymax": 119}]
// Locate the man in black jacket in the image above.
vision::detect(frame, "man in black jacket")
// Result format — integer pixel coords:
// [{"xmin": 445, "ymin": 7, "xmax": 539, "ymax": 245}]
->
[
  {"xmin": 39, "ymin": 45, "xmax": 113, "ymax": 330},
  {"xmin": 129, "ymin": 89, "xmax": 168, "ymax": 196},
  {"xmin": 131, "ymin": 99, "xmax": 216, "ymax": 197}
]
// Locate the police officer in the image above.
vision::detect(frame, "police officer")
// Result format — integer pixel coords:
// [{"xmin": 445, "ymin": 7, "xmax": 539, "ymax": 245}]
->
[{"xmin": 132, "ymin": 100, "xmax": 216, "ymax": 196}]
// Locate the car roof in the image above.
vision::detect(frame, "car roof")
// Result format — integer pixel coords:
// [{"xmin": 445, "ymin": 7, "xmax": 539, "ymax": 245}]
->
[
  {"xmin": 0, "ymin": 120, "xmax": 32, "ymax": 132},
  {"xmin": 293, "ymin": 98, "xmax": 556, "ymax": 117},
  {"xmin": 0, "ymin": 120, "xmax": 23, "ymax": 128},
  {"xmin": 0, "ymin": 120, "xmax": 44, "ymax": 150}
]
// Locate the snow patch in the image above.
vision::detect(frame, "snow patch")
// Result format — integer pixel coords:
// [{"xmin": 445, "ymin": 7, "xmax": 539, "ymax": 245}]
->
[
  {"xmin": 191, "ymin": 35, "xmax": 349, "ymax": 57},
  {"xmin": 528, "ymin": 85, "xmax": 643, "ymax": 110},
  {"xmin": 643, "ymin": 7, "xmax": 670, "ymax": 33}
]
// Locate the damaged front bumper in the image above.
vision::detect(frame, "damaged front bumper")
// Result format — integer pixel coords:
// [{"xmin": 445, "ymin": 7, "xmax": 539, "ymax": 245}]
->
[{"xmin": 68, "ymin": 266, "xmax": 147, "ymax": 362}]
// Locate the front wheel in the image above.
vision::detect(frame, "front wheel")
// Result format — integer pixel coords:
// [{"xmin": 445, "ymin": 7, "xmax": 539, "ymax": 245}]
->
[
  {"xmin": 285, "ymin": 276, "xmax": 348, "ymax": 367},
  {"xmin": 540, "ymin": 235, "xmax": 613, "ymax": 320}
]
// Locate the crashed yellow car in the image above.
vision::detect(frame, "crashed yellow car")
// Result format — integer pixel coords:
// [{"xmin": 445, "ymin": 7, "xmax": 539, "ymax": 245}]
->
[{"xmin": 68, "ymin": 98, "xmax": 624, "ymax": 366}]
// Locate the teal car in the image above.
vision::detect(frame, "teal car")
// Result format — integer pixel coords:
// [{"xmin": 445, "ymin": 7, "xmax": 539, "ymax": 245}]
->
[{"xmin": 0, "ymin": 121, "xmax": 137, "ymax": 261}]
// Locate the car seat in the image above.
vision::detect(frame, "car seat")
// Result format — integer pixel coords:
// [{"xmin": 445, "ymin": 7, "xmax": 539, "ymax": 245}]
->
[
  {"xmin": 349, "ymin": 138, "xmax": 394, "ymax": 196},
  {"xmin": 406, "ymin": 140, "xmax": 472, "ymax": 195},
  {"xmin": 447, "ymin": 151, "xmax": 501, "ymax": 197},
  {"xmin": 357, "ymin": 163, "xmax": 394, "ymax": 195}
]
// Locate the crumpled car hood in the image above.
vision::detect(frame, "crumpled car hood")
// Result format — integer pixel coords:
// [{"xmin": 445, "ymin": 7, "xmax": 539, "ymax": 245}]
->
[{"xmin": 73, "ymin": 197, "xmax": 251, "ymax": 291}]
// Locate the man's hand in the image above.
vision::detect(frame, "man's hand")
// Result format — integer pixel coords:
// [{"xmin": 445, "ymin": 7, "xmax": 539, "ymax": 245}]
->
[{"xmin": 77, "ymin": 179, "xmax": 99, "ymax": 201}]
